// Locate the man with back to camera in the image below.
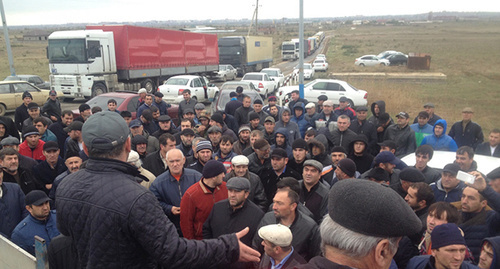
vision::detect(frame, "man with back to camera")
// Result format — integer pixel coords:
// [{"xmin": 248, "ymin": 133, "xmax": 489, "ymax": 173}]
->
[
  {"xmin": 55, "ymin": 111, "xmax": 260, "ymax": 268},
  {"xmin": 225, "ymin": 91, "xmax": 243, "ymax": 116},
  {"xmin": 0, "ymin": 164, "xmax": 29, "ymax": 239},
  {"xmin": 295, "ymin": 178, "xmax": 422, "ymax": 269}
]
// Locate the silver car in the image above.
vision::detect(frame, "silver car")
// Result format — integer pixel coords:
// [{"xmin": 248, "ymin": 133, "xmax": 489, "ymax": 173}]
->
[
  {"xmin": 212, "ymin": 64, "xmax": 237, "ymax": 82},
  {"xmin": 211, "ymin": 81, "xmax": 262, "ymax": 113},
  {"xmin": 355, "ymin": 55, "xmax": 390, "ymax": 66}
]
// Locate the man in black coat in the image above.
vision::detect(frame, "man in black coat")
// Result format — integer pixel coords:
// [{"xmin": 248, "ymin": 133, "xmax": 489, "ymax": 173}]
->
[
  {"xmin": 349, "ymin": 106, "xmax": 378, "ymax": 155},
  {"xmin": 225, "ymin": 91, "xmax": 243, "ymax": 116},
  {"xmin": 55, "ymin": 111, "xmax": 260, "ymax": 268},
  {"xmin": 475, "ymin": 128, "xmax": 500, "ymax": 157},
  {"xmin": 48, "ymin": 110, "xmax": 74, "ymax": 157},
  {"xmin": 143, "ymin": 133, "xmax": 176, "ymax": 177},
  {"xmin": 448, "ymin": 107, "xmax": 484, "ymax": 150}
]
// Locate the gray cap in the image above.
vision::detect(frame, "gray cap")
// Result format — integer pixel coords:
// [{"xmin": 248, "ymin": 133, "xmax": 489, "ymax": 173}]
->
[
  {"xmin": 194, "ymin": 103, "xmax": 205, "ymax": 110},
  {"xmin": 82, "ymin": 111, "xmax": 130, "ymax": 150},
  {"xmin": 226, "ymin": 177, "xmax": 251, "ymax": 191},
  {"xmin": 258, "ymin": 224, "xmax": 293, "ymax": 247},
  {"xmin": 328, "ymin": 179, "xmax": 422, "ymax": 237},
  {"xmin": 303, "ymin": 159, "xmax": 323, "ymax": 172},
  {"xmin": 0, "ymin": 136, "xmax": 20, "ymax": 146},
  {"xmin": 423, "ymin": 102, "xmax": 435, "ymax": 108}
]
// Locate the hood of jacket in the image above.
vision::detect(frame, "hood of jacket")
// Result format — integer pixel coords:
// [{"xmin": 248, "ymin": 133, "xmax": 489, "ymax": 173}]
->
[
  {"xmin": 348, "ymin": 134, "xmax": 368, "ymax": 154},
  {"xmin": 483, "ymin": 236, "xmax": 500, "ymax": 269},
  {"xmin": 433, "ymin": 119, "xmax": 448, "ymax": 137},
  {"xmin": 275, "ymin": 127, "xmax": 290, "ymax": 144},
  {"xmin": 308, "ymin": 136, "xmax": 326, "ymax": 155},
  {"xmin": 279, "ymin": 107, "xmax": 292, "ymax": 122},
  {"xmin": 370, "ymin": 100, "xmax": 386, "ymax": 116},
  {"xmin": 293, "ymin": 102, "xmax": 306, "ymax": 120}
]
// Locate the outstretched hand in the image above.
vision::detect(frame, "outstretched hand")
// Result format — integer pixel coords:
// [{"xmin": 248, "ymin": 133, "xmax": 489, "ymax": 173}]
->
[{"xmin": 236, "ymin": 227, "xmax": 260, "ymax": 263}]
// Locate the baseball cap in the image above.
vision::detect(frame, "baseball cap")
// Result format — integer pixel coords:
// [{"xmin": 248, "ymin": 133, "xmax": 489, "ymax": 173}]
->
[
  {"xmin": 396, "ymin": 112, "xmax": 409, "ymax": 119},
  {"xmin": 25, "ymin": 190, "xmax": 51, "ymax": 206},
  {"xmin": 339, "ymin": 96, "xmax": 348, "ymax": 102},
  {"xmin": 442, "ymin": 163, "xmax": 460, "ymax": 176},
  {"xmin": 82, "ymin": 111, "xmax": 130, "ymax": 150},
  {"xmin": 374, "ymin": 151, "xmax": 400, "ymax": 165},
  {"xmin": 258, "ymin": 224, "xmax": 293, "ymax": 247},
  {"xmin": 43, "ymin": 141, "xmax": 59, "ymax": 151},
  {"xmin": 128, "ymin": 119, "xmax": 142, "ymax": 128},
  {"xmin": 264, "ymin": 116, "xmax": 275, "ymax": 124},
  {"xmin": 462, "ymin": 107, "xmax": 474, "ymax": 113},
  {"xmin": 27, "ymin": 102, "xmax": 39, "ymax": 110},
  {"xmin": 49, "ymin": 90, "xmax": 57, "ymax": 96},
  {"xmin": 183, "ymin": 108, "xmax": 194, "ymax": 115}
]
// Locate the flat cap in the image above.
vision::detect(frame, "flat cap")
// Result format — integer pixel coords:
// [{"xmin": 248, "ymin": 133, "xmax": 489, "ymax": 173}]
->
[
  {"xmin": 271, "ymin": 148, "xmax": 288, "ymax": 159},
  {"xmin": 318, "ymin": 95, "xmax": 328, "ymax": 101},
  {"xmin": 337, "ymin": 158, "xmax": 357, "ymax": 177},
  {"xmin": 158, "ymin": 115, "xmax": 171, "ymax": 122},
  {"xmin": 194, "ymin": 103, "xmax": 205, "ymax": 110},
  {"xmin": 356, "ymin": 106, "xmax": 368, "ymax": 112},
  {"xmin": 231, "ymin": 155, "xmax": 249, "ymax": 166},
  {"xmin": 196, "ymin": 140, "xmax": 213, "ymax": 153},
  {"xmin": 248, "ymin": 112, "xmax": 260, "ymax": 121},
  {"xmin": 399, "ymin": 167, "xmax": 426, "ymax": 183},
  {"xmin": 339, "ymin": 96, "xmax": 348, "ymax": 102},
  {"xmin": 27, "ymin": 102, "xmax": 39, "ymax": 110},
  {"xmin": 303, "ymin": 159, "xmax": 323, "ymax": 172},
  {"xmin": 305, "ymin": 103, "xmax": 315, "ymax": 109},
  {"xmin": 25, "ymin": 190, "xmax": 50, "ymax": 206},
  {"xmin": 423, "ymin": 102, "xmax": 435, "ymax": 108},
  {"xmin": 153, "ymin": 91, "xmax": 164, "ymax": 98},
  {"xmin": 207, "ymin": 125, "xmax": 222, "ymax": 134},
  {"xmin": 328, "ymin": 179, "xmax": 422, "ymax": 237},
  {"xmin": 323, "ymin": 100, "xmax": 334, "ymax": 107},
  {"xmin": 132, "ymin": 135, "xmax": 148, "ymax": 145},
  {"xmin": 226, "ymin": 177, "xmax": 251, "ymax": 191},
  {"xmin": 0, "ymin": 136, "xmax": 20, "ymax": 146},
  {"xmin": 43, "ymin": 141, "xmax": 59, "ymax": 151},
  {"xmin": 258, "ymin": 224, "xmax": 293, "ymax": 247},
  {"xmin": 487, "ymin": 167, "xmax": 500, "ymax": 180},
  {"xmin": 138, "ymin": 88, "xmax": 147, "ymax": 94},
  {"xmin": 82, "ymin": 111, "xmax": 129, "ymax": 150},
  {"xmin": 396, "ymin": 112, "xmax": 409, "ymax": 119},
  {"xmin": 462, "ymin": 107, "xmax": 474, "ymax": 113}
]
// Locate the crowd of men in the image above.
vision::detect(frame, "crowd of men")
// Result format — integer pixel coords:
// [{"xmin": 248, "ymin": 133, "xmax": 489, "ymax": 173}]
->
[{"xmin": 1, "ymin": 86, "xmax": 500, "ymax": 269}]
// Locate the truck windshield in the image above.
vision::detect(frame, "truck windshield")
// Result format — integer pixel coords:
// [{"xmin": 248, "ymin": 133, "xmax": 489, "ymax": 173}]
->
[
  {"xmin": 48, "ymin": 39, "xmax": 86, "ymax": 63},
  {"xmin": 219, "ymin": 46, "xmax": 241, "ymax": 55},
  {"xmin": 282, "ymin": 44, "xmax": 295, "ymax": 50}
]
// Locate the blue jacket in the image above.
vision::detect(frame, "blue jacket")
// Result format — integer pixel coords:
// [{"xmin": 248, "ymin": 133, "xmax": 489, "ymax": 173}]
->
[
  {"xmin": 291, "ymin": 102, "xmax": 312, "ymax": 138},
  {"xmin": 11, "ymin": 211, "xmax": 60, "ymax": 255},
  {"xmin": 421, "ymin": 119, "xmax": 458, "ymax": 152},
  {"xmin": 40, "ymin": 129, "xmax": 58, "ymax": 143},
  {"xmin": 0, "ymin": 183, "xmax": 28, "ymax": 238},
  {"xmin": 136, "ymin": 103, "xmax": 154, "ymax": 119},
  {"xmin": 430, "ymin": 178, "xmax": 466, "ymax": 203},
  {"xmin": 149, "ymin": 168, "xmax": 202, "ymax": 230},
  {"xmin": 406, "ymin": 255, "xmax": 478, "ymax": 269},
  {"xmin": 153, "ymin": 100, "xmax": 170, "ymax": 115}
]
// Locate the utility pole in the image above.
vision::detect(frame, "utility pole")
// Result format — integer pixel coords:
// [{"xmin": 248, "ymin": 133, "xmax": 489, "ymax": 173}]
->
[
  {"xmin": 254, "ymin": 0, "xmax": 259, "ymax": 35},
  {"xmin": 0, "ymin": 0, "xmax": 15, "ymax": 76},
  {"xmin": 298, "ymin": 0, "xmax": 304, "ymax": 98}
]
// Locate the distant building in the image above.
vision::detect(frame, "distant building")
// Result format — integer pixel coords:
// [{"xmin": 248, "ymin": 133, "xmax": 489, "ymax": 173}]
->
[{"xmin": 23, "ymin": 31, "xmax": 50, "ymax": 41}]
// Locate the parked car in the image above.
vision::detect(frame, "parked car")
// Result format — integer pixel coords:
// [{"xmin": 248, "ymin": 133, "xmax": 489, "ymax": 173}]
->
[
  {"xmin": 315, "ymin": 54, "xmax": 326, "ymax": 60},
  {"xmin": 376, "ymin": 50, "xmax": 399, "ymax": 59},
  {"xmin": 354, "ymin": 55, "xmax": 390, "ymax": 66},
  {"xmin": 260, "ymin": 68, "xmax": 285, "ymax": 88},
  {"xmin": 293, "ymin": 63, "xmax": 315, "ymax": 80},
  {"xmin": 4, "ymin": 75, "xmax": 50, "ymax": 90},
  {"xmin": 158, "ymin": 75, "xmax": 219, "ymax": 104},
  {"xmin": 312, "ymin": 59, "xmax": 329, "ymax": 72},
  {"xmin": 387, "ymin": 53, "xmax": 408, "ymax": 66},
  {"xmin": 71, "ymin": 91, "xmax": 179, "ymax": 126},
  {"xmin": 0, "ymin": 81, "xmax": 57, "ymax": 116},
  {"xmin": 211, "ymin": 81, "xmax": 263, "ymax": 114},
  {"xmin": 241, "ymin": 72, "xmax": 276, "ymax": 98},
  {"xmin": 212, "ymin": 64, "xmax": 237, "ymax": 82},
  {"xmin": 401, "ymin": 151, "xmax": 500, "ymax": 175},
  {"xmin": 278, "ymin": 79, "xmax": 367, "ymax": 108}
]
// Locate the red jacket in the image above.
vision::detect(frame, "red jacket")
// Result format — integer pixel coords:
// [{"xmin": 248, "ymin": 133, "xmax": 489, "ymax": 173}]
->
[
  {"xmin": 18, "ymin": 140, "xmax": 45, "ymax": 161},
  {"xmin": 180, "ymin": 180, "xmax": 228, "ymax": 240}
]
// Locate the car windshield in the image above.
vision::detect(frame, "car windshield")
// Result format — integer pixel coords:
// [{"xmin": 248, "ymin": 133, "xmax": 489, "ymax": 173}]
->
[
  {"xmin": 219, "ymin": 65, "xmax": 227, "ymax": 71},
  {"xmin": 242, "ymin": 74, "xmax": 262, "ymax": 81},
  {"xmin": 217, "ymin": 89, "xmax": 260, "ymax": 110},
  {"xmin": 165, "ymin": 78, "xmax": 189, "ymax": 86},
  {"xmin": 86, "ymin": 96, "xmax": 126, "ymax": 110},
  {"xmin": 261, "ymin": 70, "xmax": 278, "ymax": 76}
]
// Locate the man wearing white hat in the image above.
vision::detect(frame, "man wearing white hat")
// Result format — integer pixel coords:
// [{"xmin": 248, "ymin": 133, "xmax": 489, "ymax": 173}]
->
[{"xmin": 258, "ymin": 224, "xmax": 306, "ymax": 269}]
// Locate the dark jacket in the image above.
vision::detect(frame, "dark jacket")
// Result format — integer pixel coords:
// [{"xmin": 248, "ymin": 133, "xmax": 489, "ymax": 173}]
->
[
  {"xmin": 152, "ymin": 126, "xmax": 178, "ymax": 140},
  {"xmin": 384, "ymin": 123, "xmax": 417, "ymax": 157},
  {"xmin": 430, "ymin": 179, "xmax": 466, "ymax": 203},
  {"xmin": 406, "ymin": 255, "xmax": 478, "ymax": 269},
  {"xmin": 253, "ymin": 210, "xmax": 321, "ymax": 261},
  {"xmin": 248, "ymin": 152, "xmax": 272, "ymax": 176},
  {"xmin": 288, "ymin": 97, "xmax": 308, "ymax": 117},
  {"xmin": 56, "ymin": 158, "xmax": 240, "ymax": 268},
  {"xmin": 33, "ymin": 156, "xmax": 68, "ymax": 194},
  {"xmin": 0, "ymin": 183, "xmax": 28, "ymax": 238},
  {"xmin": 42, "ymin": 98, "xmax": 62, "ymax": 121},
  {"xmin": 272, "ymin": 127, "xmax": 293, "ymax": 158},
  {"xmin": 327, "ymin": 127, "xmax": 358, "ymax": 151},
  {"xmin": 258, "ymin": 248, "xmax": 307, "ymax": 269},
  {"xmin": 275, "ymin": 107, "xmax": 301, "ymax": 145},
  {"xmin": 475, "ymin": 142, "xmax": 500, "ymax": 157},
  {"xmin": 367, "ymin": 100, "xmax": 388, "ymax": 127},
  {"xmin": 294, "ymin": 256, "xmax": 354, "ymax": 269},
  {"xmin": 482, "ymin": 236, "xmax": 500, "ymax": 269},
  {"xmin": 311, "ymin": 111, "xmax": 337, "ymax": 130},
  {"xmin": 143, "ymin": 150, "xmax": 167, "ymax": 177},
  {"xmin": 48, "ymin": 235, "xmax": 81, "ymax": 269},
  {"xmin": 307, "ymin": 135, "xmax": 333, "ymax": 169},
  {"xmin": 349, "ymin": 118, "xmax": 378, "ymax": 155},
  {"xmin": 178, "ymin": 98, "xmax": 197, "ymax": 120},
  {"xmin": 3, "ymin": 167, "xmax": 42, "ymax": 195},
  {"xmin": 15, "ymin": 104, "xmax": 31, "ymax": 132},
  {"xmin": 225, "ymin": 99, "xmax": 243, "ymax": 116},
  {"xmin": 224, "ymin": 170, "xmax": 268, "ymax": 212},
  {"xmin": 234, "ymin": 106, "xmax": 254, "ymax": 126},
  {"xmin": 11, "ymin": 211, "xmax": 60, "ymax": 255},
  {"xmin": 418, "ymin": 165, "xmax": 441, "ymax": 185},
  {"xmin": 347, "ymin": 134, "xmax": 374, "ymax": 174},
  {"xmin": 149, "ymin": 168, "xmax": 201, "ymax": 234},
  {"xmin": 333, "ymin": 106, "xmax": 356, "ymax": 120},
  {"xmin": 449, "ymin": 120, "xmax": 484, "ymax": 149},
  {"xmin": 259, "ymin": 166, "xmax": 302, "ymax": 206},
  {"xmin": 48, "ymin": 121, "xmax": 70, "ymax": 156},
  {"xmin": 299, "ymin": 180, "xmax": 329, "ymax": 224},
  {"xmin": 413, "ymin": 113, "xmax": 443, "ymax": 126},
  {"xmin": 0, "ymin": 116, "xmax": 19, "ymax": 140},
  {"xmin": 152, "ymin": 100, "xmax": 170, "ymax": 115}
]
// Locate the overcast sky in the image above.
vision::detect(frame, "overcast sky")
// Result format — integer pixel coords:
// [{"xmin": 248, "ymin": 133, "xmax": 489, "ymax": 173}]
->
[{"xmin": 3, "ymin": 0, "xmax": 500, "ymax": 26}]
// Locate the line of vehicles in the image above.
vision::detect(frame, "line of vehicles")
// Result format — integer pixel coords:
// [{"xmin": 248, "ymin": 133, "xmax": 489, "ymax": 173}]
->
[
  {"xmin": 281, "ymin": 31, "xmax": 325, "ymax": 61},
  {"xmin": 46, "ymin": 25, "xmax": 273, "ymax": 101},
  {"xmin": 355, "ymin": 50, "xmax": 408, "ymax": 67}
]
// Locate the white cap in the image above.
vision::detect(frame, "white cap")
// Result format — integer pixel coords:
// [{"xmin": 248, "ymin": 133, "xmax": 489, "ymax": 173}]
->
[
  {"xmin": 127, "ymin": 150, "xmax": 141, "ymax": 168},
  {"xmin": 231, "ymin": 155, "xmax": 249, "ymax": 166},
  {"xmin": 305, "ymin": 103, "xmax": 316, "ymax": 109},
  {"xmin": 138, "ymin": 88, "xmax": 147, "ymax": 94},
  {"xmin": 258, "ymin": 224, "xmax": 292, "ymax": 247}
]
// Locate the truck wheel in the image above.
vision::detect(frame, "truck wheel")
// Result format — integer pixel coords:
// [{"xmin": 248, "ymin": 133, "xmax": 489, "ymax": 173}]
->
[
  {"xmin": 0, "ymin": 104, "xmax": 6, "ymax": 116},
  {"xmin": 92, "ymin": 82, "xmax": 107, "ymax": 98},
  {"xmin": 141, "ymin": 79, "xmax": 156, "ymax": 93}
]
